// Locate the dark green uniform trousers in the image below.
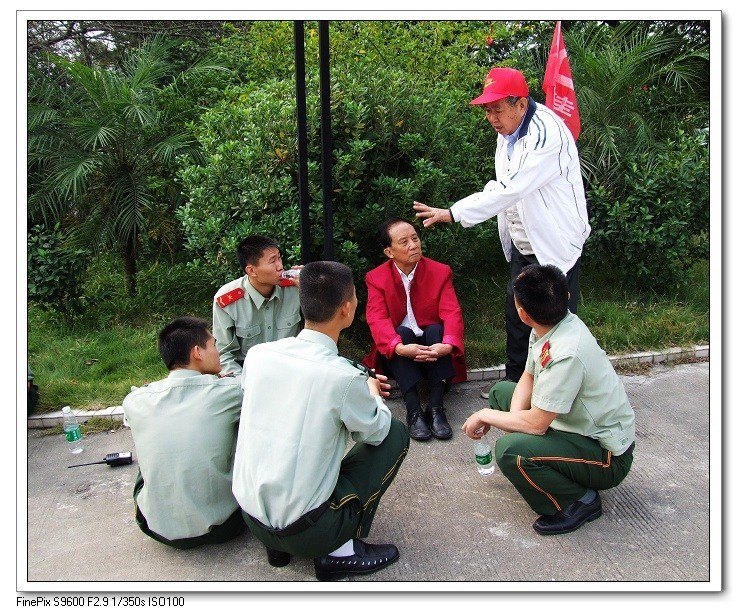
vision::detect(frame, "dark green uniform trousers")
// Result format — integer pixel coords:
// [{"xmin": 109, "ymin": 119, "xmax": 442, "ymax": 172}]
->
[
  {"xmin": 133, "ymin": 470, "xmax": 246, "ymax": 550},
  {"xmin": 488, "ymin": 381, "xmax": 634, "ymax": 516},
  {"xmin": 244, "ymin": 417, "xmax": 410, "ymax": 559}
]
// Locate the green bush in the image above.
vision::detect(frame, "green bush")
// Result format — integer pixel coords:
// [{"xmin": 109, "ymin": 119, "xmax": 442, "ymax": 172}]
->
[
  {"xmin": 176, "ymin": 64, "xmax": 500, "ymax": 287},
  {"xmin": 586, "ymin": 129, "xmax": 709, "ymax": 291},
  {"xmin": 27, "ymin": 224, "xmax": 90, "ymax": 321},
  {"xmin": 77, "ymin": 255, "xmax": 216, "ymax": 329}
]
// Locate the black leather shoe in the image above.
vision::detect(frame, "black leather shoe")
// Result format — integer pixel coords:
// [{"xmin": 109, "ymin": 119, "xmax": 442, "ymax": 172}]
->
[
  {"xmin": 407, "ymin": 408, "xmax": 432, "ymax": 441},
  {"xmin": 533, "ymin": 492, "xmax": 602, "ymax": 535},
  {"xmin": 265, "ymin": 546, "xmax": 292, "ymax": 567},
  {"xmin": 428, "ymin": 406, "xmax": 452, "ymax": 440},
  {"xmin": 313, "ymin": 539, "xmax": 399, "ymax": 581}
]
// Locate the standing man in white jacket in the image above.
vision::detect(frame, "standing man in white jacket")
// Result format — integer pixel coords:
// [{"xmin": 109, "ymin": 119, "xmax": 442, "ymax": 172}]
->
[{"xmin": 414, "ymin": 66, "xmax": 590, "ymax": 388}]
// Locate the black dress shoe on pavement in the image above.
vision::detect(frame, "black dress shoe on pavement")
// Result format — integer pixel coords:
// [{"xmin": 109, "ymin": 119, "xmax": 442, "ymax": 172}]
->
[
  {"xmin": 407, "ymin": 408, "xmax": 432, "ymax": 441},
  {"xmin": 313, "ymin": 539, "xmax": 399, "ymax": 581},
  {"xmin": 428, "ymin": 406, "xmax": 452, "ymax": 440},
  {"xmin": 265, "ymin": 546, "xmax": 292, "ymax": 567},
  {"xmin": 533, "ymin": 492, "xmax": 602, "ymax": 535}
]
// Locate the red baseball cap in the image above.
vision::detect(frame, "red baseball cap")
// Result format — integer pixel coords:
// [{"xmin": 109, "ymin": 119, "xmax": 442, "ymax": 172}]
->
[{"xmin": 470, "ymin": 67, "xmax": 529, "ymax": 105}]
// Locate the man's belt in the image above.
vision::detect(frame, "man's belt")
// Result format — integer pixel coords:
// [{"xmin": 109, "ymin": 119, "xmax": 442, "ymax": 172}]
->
[{"xmin": 246, "ymin": 499, "xmax": 330, "ymax": 537}]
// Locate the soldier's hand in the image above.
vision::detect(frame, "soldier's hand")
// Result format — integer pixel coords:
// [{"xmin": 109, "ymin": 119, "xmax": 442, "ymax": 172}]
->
[
  {"xmin": 367, "ymin": 374, "xmax": 391, "ymax": 398},
  {"xmin": 374, "ymin": 372, "xmax": 391, "ymax": 398},
  {"xmin": 462, "ymin": 410, "xmax": 491, "ymax": 439}
]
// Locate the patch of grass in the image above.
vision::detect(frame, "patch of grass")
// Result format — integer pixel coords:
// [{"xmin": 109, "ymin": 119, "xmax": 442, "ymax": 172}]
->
[
  {"xmin": 28, "ymin": 309, "xmax": 167, "ymax": 412},
  {"xmin": 26, "ymin": 258, "xmax": 708, "ymax": 411},
  {"xmin": 577, "ymin": 259, "xmax": 708, "ymax": 356},
  {"xmin": 37, "ymin": 417, "xmax": 125, "ymax": 436},
  {"xmin": 613, "ymin": 354, "xmax": 709, "ymax": 376},
  {"xmin": 82, "ymin": 416, "xmax": 126, "ymax": 434},
  {"xmin": 612, "ymin": 362, "xmax": 654, "ymax": 376},
  {"xmin": 456, "ymin": 258, "xmax": 708, "ymax": 369},
  {"xmin": 37, "ymin": 424, "xmax": 64, "ymax": 437}
]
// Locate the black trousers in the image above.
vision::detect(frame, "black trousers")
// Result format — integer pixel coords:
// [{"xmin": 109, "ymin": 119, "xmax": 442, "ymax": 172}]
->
[
  {"xmin": 380, "ymin": 324, "xmax": 456, "ymax": 395},
  {"xmin": 244, "ymin": 418, "xmax": 410, "ymax": 559},
  {"xmin": 505, "ymin": 246, "xmax": 581, "ymax": 382}
]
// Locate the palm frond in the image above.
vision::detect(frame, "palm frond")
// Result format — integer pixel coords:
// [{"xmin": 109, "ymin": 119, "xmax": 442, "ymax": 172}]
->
[
  {"xmin": 123, "ymin": 96, "xmax": 159, "ymax": 127},
  {"xmin": 27, "ymin": 189, "xmax": 70, "ymax": 227},
  {"xmin": 27, "ymin": 104, "xmax": 60, "ymax": 132},
  {"xmin": 151, "ymin": 132, "xmax": 196, "ymax": 164},
  {"xmin": 67, "ymin": 119, "xmax": 120, "ymax": 150},
  {"xmin": 108, "ymin": 173, "xmax": 152, "ymax": 246},
  {"xmin": 51, "ymin": 153, "xmax": 100, "ymax": 201}
]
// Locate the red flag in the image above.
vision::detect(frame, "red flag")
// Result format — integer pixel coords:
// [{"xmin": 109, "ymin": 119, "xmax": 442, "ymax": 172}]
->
[{"xmin": 543, "ymin": 21, "xmax": 581, "ymax": 140}]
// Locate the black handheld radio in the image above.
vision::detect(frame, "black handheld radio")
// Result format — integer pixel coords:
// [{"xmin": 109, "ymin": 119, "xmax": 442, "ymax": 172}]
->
[{"xmin": 68, "ymin": 452, "xmax": 134, "ymax": 468}]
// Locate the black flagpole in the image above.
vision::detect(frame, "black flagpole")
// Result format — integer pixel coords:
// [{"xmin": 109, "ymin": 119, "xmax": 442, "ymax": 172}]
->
[
  {"xmin": 294, "ymin": 21, "xmax": 312, "ymax": 264},
  {"xmin": 319, "ymin": 21, "xmax": 334, "ymax": 261}
]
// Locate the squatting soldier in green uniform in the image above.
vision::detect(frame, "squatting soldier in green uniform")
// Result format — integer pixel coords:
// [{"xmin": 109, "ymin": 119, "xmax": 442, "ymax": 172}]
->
[
  {"xmin": 123, "ymin": 317, "xmax": 245, "ymax": 548},
  {"xmin": 462, "ymin": 264, "xmax": 635, "ymax": 536},
  {"xmin": 232, "ymin": 261, "xmax": 410, "ymax": 581},
  {"xmin": 213, "ymin": 235, "xmax": 302, "ymax": 376}
]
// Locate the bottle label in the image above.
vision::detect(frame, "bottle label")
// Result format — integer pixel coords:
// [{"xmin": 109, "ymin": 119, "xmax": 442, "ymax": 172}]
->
[
  {"xmin": 65, "ymin": 426, "xmax": 82, "ymax": 442},
  {"xmin": 475, "ymin": 453, "xmax": 492, "ymax": 466}
]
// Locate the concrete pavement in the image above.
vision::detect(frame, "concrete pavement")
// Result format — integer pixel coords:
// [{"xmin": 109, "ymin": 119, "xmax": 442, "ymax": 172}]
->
[{"xmin": 23, "ymin": 361, "xmax": 711, "ymax": 587}]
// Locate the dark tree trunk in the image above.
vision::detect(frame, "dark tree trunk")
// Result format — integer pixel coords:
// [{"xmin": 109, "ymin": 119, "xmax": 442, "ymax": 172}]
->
[{"xmin": 121, "ymin": 239, "xmax": 138, "ymax": 297}]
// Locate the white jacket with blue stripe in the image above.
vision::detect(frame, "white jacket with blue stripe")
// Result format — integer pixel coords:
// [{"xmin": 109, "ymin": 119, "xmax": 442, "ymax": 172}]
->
[{"xmin": 449, "ymin": 98, "xmax": 590, "ymax": 274}]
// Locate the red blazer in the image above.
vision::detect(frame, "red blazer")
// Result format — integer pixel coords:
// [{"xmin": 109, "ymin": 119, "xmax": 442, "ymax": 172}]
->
[{"xmin": 363, "ymin": 257, "xmax": 467, "ymax": 383}]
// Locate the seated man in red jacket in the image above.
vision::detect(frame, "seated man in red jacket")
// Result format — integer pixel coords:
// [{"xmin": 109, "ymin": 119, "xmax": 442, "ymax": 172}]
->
[{"xmin": 364, "ymin": 218, "xmax": 467, "ymax": 442}]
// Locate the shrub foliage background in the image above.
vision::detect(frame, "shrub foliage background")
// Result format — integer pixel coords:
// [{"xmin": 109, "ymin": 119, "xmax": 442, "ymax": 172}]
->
[
  {"xmin": 27, "ymin": 19, "xmax": 710, "ymax": 317},
  {"xmin": 176, "ymin": 20, "xmax": 709, "ymax": 291}
]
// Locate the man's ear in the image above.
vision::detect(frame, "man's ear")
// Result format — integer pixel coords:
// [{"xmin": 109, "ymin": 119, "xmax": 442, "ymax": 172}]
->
[
  {"xmin": 191, "ymin": 344, "xmax": 203, "ymax": 363},
  {"xmin": 517, "ymin": 304, "xmax": 533, "ymax": 327},
  {"xmin": 383, "ymin": 247, "xmax": 393, "ymax": 259},
  {"xmin": 245, "ymin": 264, "xmax": 255, "ymax": 277}
]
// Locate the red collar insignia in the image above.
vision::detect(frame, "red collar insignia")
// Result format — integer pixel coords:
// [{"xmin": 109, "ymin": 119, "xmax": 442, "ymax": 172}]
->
[{"xmin": 540, "ymin": 340, "xmax": 551, "ymax": 368}]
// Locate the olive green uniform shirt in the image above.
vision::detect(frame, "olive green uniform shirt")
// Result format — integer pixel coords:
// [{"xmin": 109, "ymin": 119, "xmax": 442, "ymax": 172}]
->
[
  {"xmin": 213, "ymin": 276, "xmax": 301, "ymax": 375},
  {"xmin": 232, "ymin": 330, "xmax": 392, "ymax": 529},
  {"xmin": 525, "ymin": 312, "xmax": 635, "ymax": 455},
  {"xmin": 123, "ymin": 369, "xmax": 243, "ymax": 541}
]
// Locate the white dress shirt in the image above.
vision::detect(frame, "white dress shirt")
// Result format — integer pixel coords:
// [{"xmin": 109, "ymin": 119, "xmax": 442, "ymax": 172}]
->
[{"xmin": 395, "ymin": 263, "xmax": 424, "ymax": 337}]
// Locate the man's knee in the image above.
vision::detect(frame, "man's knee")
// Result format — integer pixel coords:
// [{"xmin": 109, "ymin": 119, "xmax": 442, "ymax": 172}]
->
[
  {"xmin": 488, "ymin": 380, "xmax": 517, "ymax": 410},
  {"xmin": 395, "ymin": 325, "xmax": 417, "ymax": 344},
  {"xmin": 424, "ymin": 323, "xmax": 444, "ymax": 343},
  {"xmin": 495, "ymin": 432, "xmax": 532, "ymax": 474},
  {"xmin": 386, "ymin": 417, "xmax": 410, "ymax": 453}
]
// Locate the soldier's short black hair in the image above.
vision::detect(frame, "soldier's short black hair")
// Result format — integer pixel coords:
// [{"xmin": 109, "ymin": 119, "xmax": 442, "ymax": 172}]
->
[
  {"xmin": 512, "ymin": 264, "xmax": 569, "ymax": 326},
  {"xmin": 299, "ymin": 261, "xmax": 355, "ymax": 323},
  {"xmin": 378, "ymin": 218, "xmax": 413, "ymax": 250},
  {"xmin": 236, "ymin": 235, "xmax": 280, "ymax": 271},
  {"xmin": 158, "ymin": 317, "xmax": 211, "ymax": 370}
]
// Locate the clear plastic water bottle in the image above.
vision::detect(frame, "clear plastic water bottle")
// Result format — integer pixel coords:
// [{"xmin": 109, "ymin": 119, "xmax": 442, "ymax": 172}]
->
[
  {"xmin": 279, "ymin": 269, "xmax": 300, "ymax": 287},
  {"xmin": 280, "ymin": 269, "xmax": 301, "ymax": 280},
  {"xmin": 474, "ymin": 436, "xmax": 495, "ymax": 476},
  {"xmin": 61, "ymin": 406, "xmax": 84, "ymax": 454}
]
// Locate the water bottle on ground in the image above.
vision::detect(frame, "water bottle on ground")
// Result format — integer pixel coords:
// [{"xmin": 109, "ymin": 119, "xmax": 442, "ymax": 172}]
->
[
  {"xmin": 62, "ymin": 406, "xmax": 84, "ymax": 454},
  {"xmin": 474, "ymin": 435, "xmax": 495, "ymax": 476}
]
